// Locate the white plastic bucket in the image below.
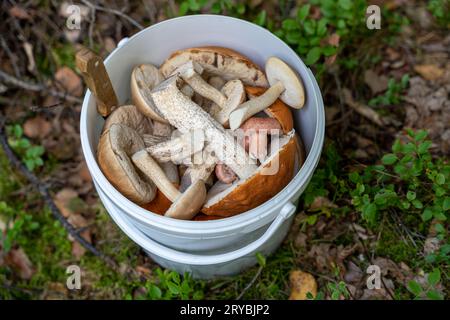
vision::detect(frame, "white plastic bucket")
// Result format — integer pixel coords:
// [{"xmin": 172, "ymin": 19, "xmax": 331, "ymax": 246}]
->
[{"xmin": 80, "ymin": 15, "xmax": 325, "ymax": 279}]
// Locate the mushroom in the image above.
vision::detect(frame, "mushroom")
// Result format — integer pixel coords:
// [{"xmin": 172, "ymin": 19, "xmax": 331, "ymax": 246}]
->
[
  {"xmin": 209, "ymin": 79, "xmax": 246, "ymax": 126},
  {"xmin": 145, "ymin": 129, "xmax": 205, "ymax": 164},
  {"xmin": 150, "ymin": 75, "xmax": 257, "ymax": 180},
  {"xmin": 179, "ymin": 145, "xmax": 217, "ymax": 192},
  {"xmin": 180, "ymin": 84, "xmax": 195, "ymax": 98},
  {"xmin": 152, "ymin": 120, "xmax": 173, "ymax": 137},
  {"xmin": 142, "ymin": 133, "xmax": 168, "ymax": 147},
  {"xmin": 171, "ymin": 61, "xmax": 227, "ymax": 107},
  {"xmin": 102, "ymin": 104, "xmax": 153, "ymax": 135},
  {"xmin": 240, "ymin": 117, "xmax": 282, "ymax": 161},
  {"xmin": 97, "ymin": 124, "xmax": 156, "ymax": 204},
  {"xmin": 172, "ymin": 62, "xmax": 245, "ymax": 123},
  {"xmin": 202, "ymin": 131, "xmax": 298, "ymax": 217},
  {"xmin": 160, "ymin": 46, "xmax": 268, "ymax": 87},
  {"xmin": 229, "ymin": 57, "xmax": 305, "ymax": 130},
  {"xmin": 131, "ymin": 64, "xmax": 167, "ymax": 123},
  {"xmin": 132, "ymin": 150, "xmax": 206, "ymax": 220},
  {"xmin": 245, "ymin": 86, "xmax": 294, "ymax": 134},
  {"xmin": 208, "ymin": 76, "xmax": 226, "ymax": 90}
]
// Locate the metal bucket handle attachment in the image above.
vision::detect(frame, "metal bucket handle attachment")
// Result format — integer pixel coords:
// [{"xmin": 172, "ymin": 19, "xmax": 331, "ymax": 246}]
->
[{"xmin": 103, "ymin": 193, "xmax": 297, "ymax": 266}]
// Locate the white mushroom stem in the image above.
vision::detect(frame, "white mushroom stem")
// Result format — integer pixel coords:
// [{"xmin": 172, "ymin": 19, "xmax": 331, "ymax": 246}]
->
[
  {"xmin": 211, "ymin": 80, "xmax": 245, "ymax": 126},
  {"xmin": 151, "ymin": 75, "xmax": 257, "ymax": 179},
  {"xmin": 132, "ymin": 150, "xmax": 180, "ymax": 202},
  {"xmin": 179, "ymin": 148, "xmax": 217, "ymax": 192},
  {"xmin": 146, "ymin": 130, "xmax": 205, "ymax": 164},
  {"xmin": 229, "ymin": 81, "xmax": 284, "ymax": 130},
  {"xmin": 133, "ymin": 150, "xmax": 205, "ymax": 220},
  {"xmin": 173, "ymin": 61, "xmax": 227, "ymax": 107}
]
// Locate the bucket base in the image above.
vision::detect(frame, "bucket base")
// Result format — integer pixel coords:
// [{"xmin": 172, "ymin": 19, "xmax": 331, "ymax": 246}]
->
[{"xmin": 145, "ymin": 216, "xmax": 293, "ymax": 279}]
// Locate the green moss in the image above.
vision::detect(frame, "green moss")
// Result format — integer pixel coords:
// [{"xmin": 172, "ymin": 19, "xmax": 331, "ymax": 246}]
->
[{"xmin": 375, "ymin": 225, "xmax": 418, "ymax": 265}]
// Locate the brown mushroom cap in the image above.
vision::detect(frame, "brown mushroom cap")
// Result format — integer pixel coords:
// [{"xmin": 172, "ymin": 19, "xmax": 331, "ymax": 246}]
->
[
  {"xmin": 97, "ymin": 124, "xmax": 156, "ymax": 204},
  {"xmin": 202, "ymin": 132, "xmax": 297, "ymax": 217},
  {"xmin": 131, "ymin": 64, "xmax": 167, "ymax": 123},
  {"xmin": 266, "ymin": 57, "xmax": 305, "ymax": 109},
  {"xmin": 103, "ymin": 104, "xmax": 153, "ymax": 135},
  {"xmin": 244, "ymin": 86, "xmax": 294, "ymax": 134},
  {"xmin": 165, "ymin": 180, "xmax": 206, "ymax": 220},
  {"xmin": 160, "ymin": 46, "xmax": 269, "ymax": 87}
]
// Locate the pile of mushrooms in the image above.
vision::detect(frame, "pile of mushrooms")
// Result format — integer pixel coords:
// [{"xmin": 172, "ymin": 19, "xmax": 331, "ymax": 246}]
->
[{"xmin": 97, "ymin": 46, "xmax": 306, "ymax": 220}]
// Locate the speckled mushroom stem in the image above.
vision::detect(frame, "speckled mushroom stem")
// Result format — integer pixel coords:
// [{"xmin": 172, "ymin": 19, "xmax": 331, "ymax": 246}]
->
[
  {"xmin": 229, "ymin": 81, "xmax": 284, "ymax": 130},
  {"xmin": 151, "ymin": 75, "xmax": 257, "ymax": 180}
]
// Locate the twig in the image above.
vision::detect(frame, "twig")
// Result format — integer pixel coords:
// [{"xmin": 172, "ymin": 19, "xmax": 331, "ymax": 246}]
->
[
  {"xmin": 88, "ymin": 5, "xmax": 97, "ymax": 49},
  {"xmin": 236, "ymin": 265, "xmax": 263, "ymax": 300},
  {"xmin": 0, "ymin": 115, "xmax": 116, "ymax": 269},
  {"xmin": 342, "ymin": 88, "xmax": 384, "ymax": 126},
  {"xmin": 81, "ymin": 0, "xmax": 144, "ymax": 30},
  {"xmin": 0, "ymin": 70, "xmax": 82, "ymax": 104},
  {"xmin": 0, "ymin": 35, "xmax": 21, "ymax": 78}
]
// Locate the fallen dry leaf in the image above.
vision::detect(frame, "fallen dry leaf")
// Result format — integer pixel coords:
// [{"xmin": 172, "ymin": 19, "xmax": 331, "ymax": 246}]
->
[
  {"xmin": 5, "ymin": 248, "xmax": 35, "ymax": 280},
  {"xmin": 54, "ymin": 67, "xmax": 83, "ymax": 96},
  {"xmin": 78, "ymin": 161, "xmax": 92, "ymax": 182},
  {"xmin": 364, "ymin": 69, "xmax": 389, "ymax": 94},
  {"xmin": 414, "ymin": 64, "xmax": 444, "ymax": 80},
  {"xmin": 71, "ymin": 229, "xmax": 91, "ymax": 259},
  {"xmin": 9, "ymin": 5, "xmax": 31, "ymax": 20},
  {"xmin": 309, "ymin": 196, "xmax": 337, "ymax": 211},
  {"xmin": 344, "ymin": 261, "xmax": 364, "ymax": 284},
  {"xmin": 23, "ymin": 116, "xmax": 52, "ymax": 139},
  {"xmin": 289, "ymin": 270, "xmax": 317, "ymax": 300},
  {"xmin": 54, "ymin": 188, "xmax": 79, "ymax": 217}
]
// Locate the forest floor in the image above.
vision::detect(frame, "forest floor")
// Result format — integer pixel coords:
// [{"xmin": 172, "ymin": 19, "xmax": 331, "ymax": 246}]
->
[{"xmin": 0, "ymin": 0, "xmax": 448, "ymax": 300}]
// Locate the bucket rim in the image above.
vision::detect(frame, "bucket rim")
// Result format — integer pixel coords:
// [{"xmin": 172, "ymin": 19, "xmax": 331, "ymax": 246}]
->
[{"xmin": 80, "ymin": 14, "xmax": 325, "ymax": 234}]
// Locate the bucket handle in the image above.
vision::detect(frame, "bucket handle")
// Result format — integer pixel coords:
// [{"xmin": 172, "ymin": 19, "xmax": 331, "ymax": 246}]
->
[{"xmin": 121, "ymin": 202, "xmax": 297, "ymax": 265}]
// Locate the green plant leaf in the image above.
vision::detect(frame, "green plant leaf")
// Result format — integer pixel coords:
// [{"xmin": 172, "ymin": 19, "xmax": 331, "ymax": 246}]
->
[
  {"xmin": 338, "ymin": 0, "xmax": 352, "ymax": 10},
  {"xmin": 435, "ymin": 173, "xmax": 445, "ymax": 185},
  {"xmin": 406, "ymin": 191, "xmax": 416, "ymax": 201},
  {"xmin": 412, "ymin": 199, "xmax": 423, "ymax": 209},
  {"xmin": 414, "ymin": 130, "xmax": 428, "ymax": 141},
  {"xmin": 256, "ymin": 252, "xmax": 266, "ymax": 268},
  {"xmin": 297, "ymin": 4, "xmax": 310, "ymax": 22},
  {"xmin": 254, "ymin": 10, "xmax": 266, "ymax": 26},
  {"xmin": 422, "ymin": 208, "xmax": 433, "ymax": 221},
  {"xmin": 426, "ymin": 290, "xmax": 444, "ymax": 300},
  {"xmin": 167, "ymin": 281, "xmax": 180, "ymax": 295},
  {"xmin": 282, "ymin": 19, "xmax": 298, "ymax": 31},
  {"xmin": 443, "ymin": 197, "xmax": 450, "ymax": 211},
  {"xmin": 407, "ymin": 280, "xmax": 422, "ymax": 295},
  {"xmin": 305, "ymin": 47, "xmax": 322, "ymax": 65},
  {"xmin": 428, "ymin": 268, "xmax": 441, "ymax": 286},
  {"xmin": 148, "ymin": 284, "xmax": 162, "ymax": 299},
  {"xmin": 418, "ymin": 141, "xmax": 432, "ymax": 154},
  {"xmin": 382, "ymin": 153, "xmax": 398, "ymax": 165}
]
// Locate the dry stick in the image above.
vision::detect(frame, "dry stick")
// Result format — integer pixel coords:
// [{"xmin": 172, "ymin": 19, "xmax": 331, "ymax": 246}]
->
[
  {"xmin": 81, "ymin": 0, "xmax": 144, "ymax": 30},
  {"xmin": 0, "ymin": 35, "xmax": 21, "ymax": 78},
  {"xmin": 236, "ymin": 265, "xmax": 263, "ymax": 300},
  {"xmin": 88, "ymin": 5, "xmax": 97, "ymax": 49},
  {"xmin": 349, "ymin": 223, "xmax": 396, "ymax": 300},
  {"xmin": 342, "ymin": 88, "xmax": 384, "ymax": 127},
  {"xmin": 0, "ymin": 70, "xmax": 82, "ymax": 104},
  {"xmin": 0, "ymin": 115, "xmax": 116, "ymax": 269}
]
